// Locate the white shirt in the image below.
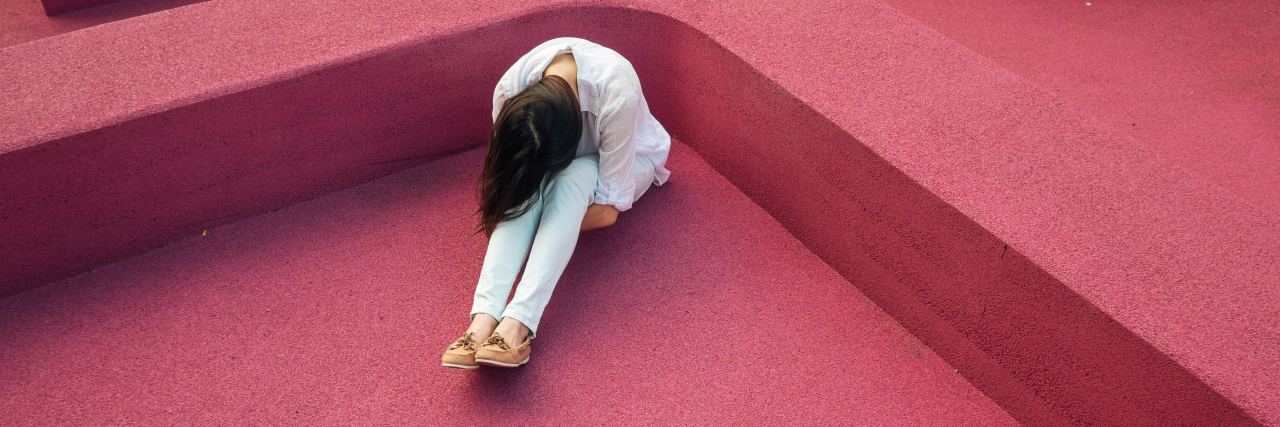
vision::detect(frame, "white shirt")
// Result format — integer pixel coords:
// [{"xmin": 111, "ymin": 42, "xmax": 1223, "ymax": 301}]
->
[{"xmin": 491, "ymin": 37, "xmax": 672, "ymax": 212}]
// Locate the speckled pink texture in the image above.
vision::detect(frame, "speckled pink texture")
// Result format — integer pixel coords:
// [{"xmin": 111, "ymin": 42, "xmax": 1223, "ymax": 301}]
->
[
  {"xmin": 0, "ymin": 0, "xmax": 1276, "ymax": 424},
  {"xmin": 1, "ymin": 0, "xmax": 201, "ymax": 48},
  {"xmin": 882, "ymin": 0, "xmax": 1280, "ymax": 218},
  {"xmin": 0, "ymin": 142, "xmax": 1014, "ymax": 424},
  {"xmin": 39, "ymin": 0, "xmax": 126, "ymax": 15}
]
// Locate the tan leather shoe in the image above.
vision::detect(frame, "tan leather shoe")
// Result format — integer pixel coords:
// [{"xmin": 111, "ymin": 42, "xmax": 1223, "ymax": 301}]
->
[
  {"xmin": 474, "ymin": 332, "xmax": 531, "ymax": 368},
  {"xmin": 441, "ymin": 331, "xmax": 480, "ymax": 369}
]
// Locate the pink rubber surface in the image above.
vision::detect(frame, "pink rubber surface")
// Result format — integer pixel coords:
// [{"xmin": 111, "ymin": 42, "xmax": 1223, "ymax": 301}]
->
[
  {"xmin": 0, "ymin": 142, "xmax": 1013, "ymax": 424},
  {"xmin": 883, "ymin": 0, "xmax": 1280, "ymax": 217},
  {"xmin": 1, "ymin": 0, "xmax": 1277, "ymax": 423},
  {"xmin": 0, "ymin": 0, "xmax": 201, "ymax": 47},
  {"xmin": 41, "ymin": 0, "xmax": 123, "ymax": 15}
]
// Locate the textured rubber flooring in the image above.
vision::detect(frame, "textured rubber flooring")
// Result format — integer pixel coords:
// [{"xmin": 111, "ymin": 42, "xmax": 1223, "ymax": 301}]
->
[
  {"xmin": 883, "ymin": 0, "xmax": 1280, "ymax": 217},
  {"xmin": 0, "ymin": 0, "xmax": 202, "ymax": 48},
  {"xmin": 3, "ymin": 0, "xmax": 1275, "ymax": 422},
  {"xmin": 0, "ymin": 141, "xmax": 1012, "ymax": 424}
]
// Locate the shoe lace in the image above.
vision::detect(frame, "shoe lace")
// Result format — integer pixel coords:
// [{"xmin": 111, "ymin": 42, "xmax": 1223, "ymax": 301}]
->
[
  {"xmin": 449, "ymin": 332, "xmax": 476, "ymax": 351},
  {"xmin": 483, "ymin": 334, "xmax": 510, "ymax": 351}
]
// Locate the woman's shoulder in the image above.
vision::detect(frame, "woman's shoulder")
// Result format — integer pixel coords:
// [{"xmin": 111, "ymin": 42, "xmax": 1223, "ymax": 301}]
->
[
  {"xmin": 500, "ymin": 37, "xmax": 641, "ymax": 106},
  {"xmin": 521, "ymin": 37, "xmax": 604, "ymax": 62},
  {"xmin": 572, "ymin": 43, "xmax": 641, "ymax": 104},
  {"xmin": 500, "ymin": 38, "xmax": 601, "ymax": 88}
]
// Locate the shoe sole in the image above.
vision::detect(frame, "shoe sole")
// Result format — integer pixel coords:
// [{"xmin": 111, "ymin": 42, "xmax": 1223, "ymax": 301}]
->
[
  {"xmin": 474, "ymin": 356, "xmax": 530, "ymax": 368},
  {"xmin": 442, "ymin": 362, "xmax": 479, "ymax": 369}
]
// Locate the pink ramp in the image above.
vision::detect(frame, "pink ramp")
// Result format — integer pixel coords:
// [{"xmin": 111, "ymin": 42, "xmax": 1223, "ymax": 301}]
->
[{"xmin": 0, "ymin": 142, "xmax": 1013, "ymax": 424}]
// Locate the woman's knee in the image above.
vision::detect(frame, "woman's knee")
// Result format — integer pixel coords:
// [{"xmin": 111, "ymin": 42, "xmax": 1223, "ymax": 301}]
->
[
  {"xmin": 564, "ymin": 154, "xmax": 599, "ymax": 174},
  {"xmin": 547, "ymin": 155, "xmax": 599, "ymax": 197}
]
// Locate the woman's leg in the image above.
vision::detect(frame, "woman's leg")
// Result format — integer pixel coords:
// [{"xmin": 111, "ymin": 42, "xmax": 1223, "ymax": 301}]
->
[
  {"xmin": 498, "ymin": 154, "xmax": 600, "ymax": 340},
  {"xmin": 468, "ymin": 179, "xmax": 547, "ymax": 331}
]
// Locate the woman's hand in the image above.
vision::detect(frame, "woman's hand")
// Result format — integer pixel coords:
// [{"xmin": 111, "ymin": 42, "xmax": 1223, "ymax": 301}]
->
[{"xmin": 580, "ymin": 203, "xmax": 619, "ymax": 231}]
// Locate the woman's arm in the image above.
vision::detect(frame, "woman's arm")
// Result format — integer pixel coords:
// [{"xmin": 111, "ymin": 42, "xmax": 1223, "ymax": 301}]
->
[
  {"xmin": 581, "ymin": 203, "xmax": 619, "ymax": 231},
  {"xmin": 591, "ymin": 96, "xmax": 641, "ymax": 209},
  {"xmin": 583, "ymin": 85, "xmax": 643, "ymax": 232}
]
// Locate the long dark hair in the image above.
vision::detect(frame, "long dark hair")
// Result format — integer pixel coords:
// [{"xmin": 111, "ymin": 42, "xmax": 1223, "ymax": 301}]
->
[{"xmin": 474, "ymin": 74, "xmax": 582, "ymax": 237}]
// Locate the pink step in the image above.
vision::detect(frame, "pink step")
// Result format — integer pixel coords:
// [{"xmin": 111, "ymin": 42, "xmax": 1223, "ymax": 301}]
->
[
  {"xmin": 0, "ymin": 142, "xmax": 1013, "ymax": 424},
  {"xmin": 1, "ymin": 0, "xmax": 1274, "ymax": 423}
]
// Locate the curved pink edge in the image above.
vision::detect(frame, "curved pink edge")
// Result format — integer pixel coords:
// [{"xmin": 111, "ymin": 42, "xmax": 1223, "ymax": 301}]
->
[
  {"xmin": 0, "ymin": 3, "xmax": 1270, "ymax": 425},
  {"xmin": 3, "ymin": 0, "xmax": 207, "ymax": 48},
  {"xmin": 39, "ymin": 0, "xmax": 110, "ymax": 15}
]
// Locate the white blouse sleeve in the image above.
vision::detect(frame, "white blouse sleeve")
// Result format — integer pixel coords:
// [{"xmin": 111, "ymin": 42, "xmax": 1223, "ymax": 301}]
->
[
  {"xmin": 491, "ymin": 81, "xmax": 510, "ymax": 124},
  {"xmin": 593, "ymin": 94, "xmax": 641, "ymax": 212}
]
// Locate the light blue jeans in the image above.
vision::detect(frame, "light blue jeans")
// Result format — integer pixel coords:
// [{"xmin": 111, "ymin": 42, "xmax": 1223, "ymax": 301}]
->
[{"xmin": 469, "ymin": 153, "xmax": 656, "ymax": 339}]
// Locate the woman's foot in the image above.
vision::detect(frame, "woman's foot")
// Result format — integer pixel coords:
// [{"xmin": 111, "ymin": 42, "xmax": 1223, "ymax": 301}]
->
[
  {"xmin": 441, "ymin": 331, "xmax": 480, "ymax": 369},
  {"xmin": 474, "ymin": 317, "xmax": 532, "ymax": 368},
  {"xmin": 466, "ymin": 313, "xmax": 499, "ymax": 341},
  {"xmin": 492, "ymin": 316, "xmax": 530, "ymax": 345},
  {"xmin": 474, "ymin": 332, "xmax": 532, "ymax": 367},
  {"xmin": 442, "ymin": 313, "xmax": 499, "ymax": 369}
]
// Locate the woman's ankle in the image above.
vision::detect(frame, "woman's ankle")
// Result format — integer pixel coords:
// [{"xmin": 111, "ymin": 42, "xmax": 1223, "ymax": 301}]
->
[
  {"xmin": 495, "ymin": 317, "xmax": 531, "ymax": 343},
  {"xmin": 466, "ymin": 313, "xmax": 499, "ymax": 337}
]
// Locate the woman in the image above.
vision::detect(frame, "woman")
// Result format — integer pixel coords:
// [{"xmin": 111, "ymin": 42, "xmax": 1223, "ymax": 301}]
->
[{"xmin": 442, "ymin": 37, "xmax": 672, "ymax": 369}]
